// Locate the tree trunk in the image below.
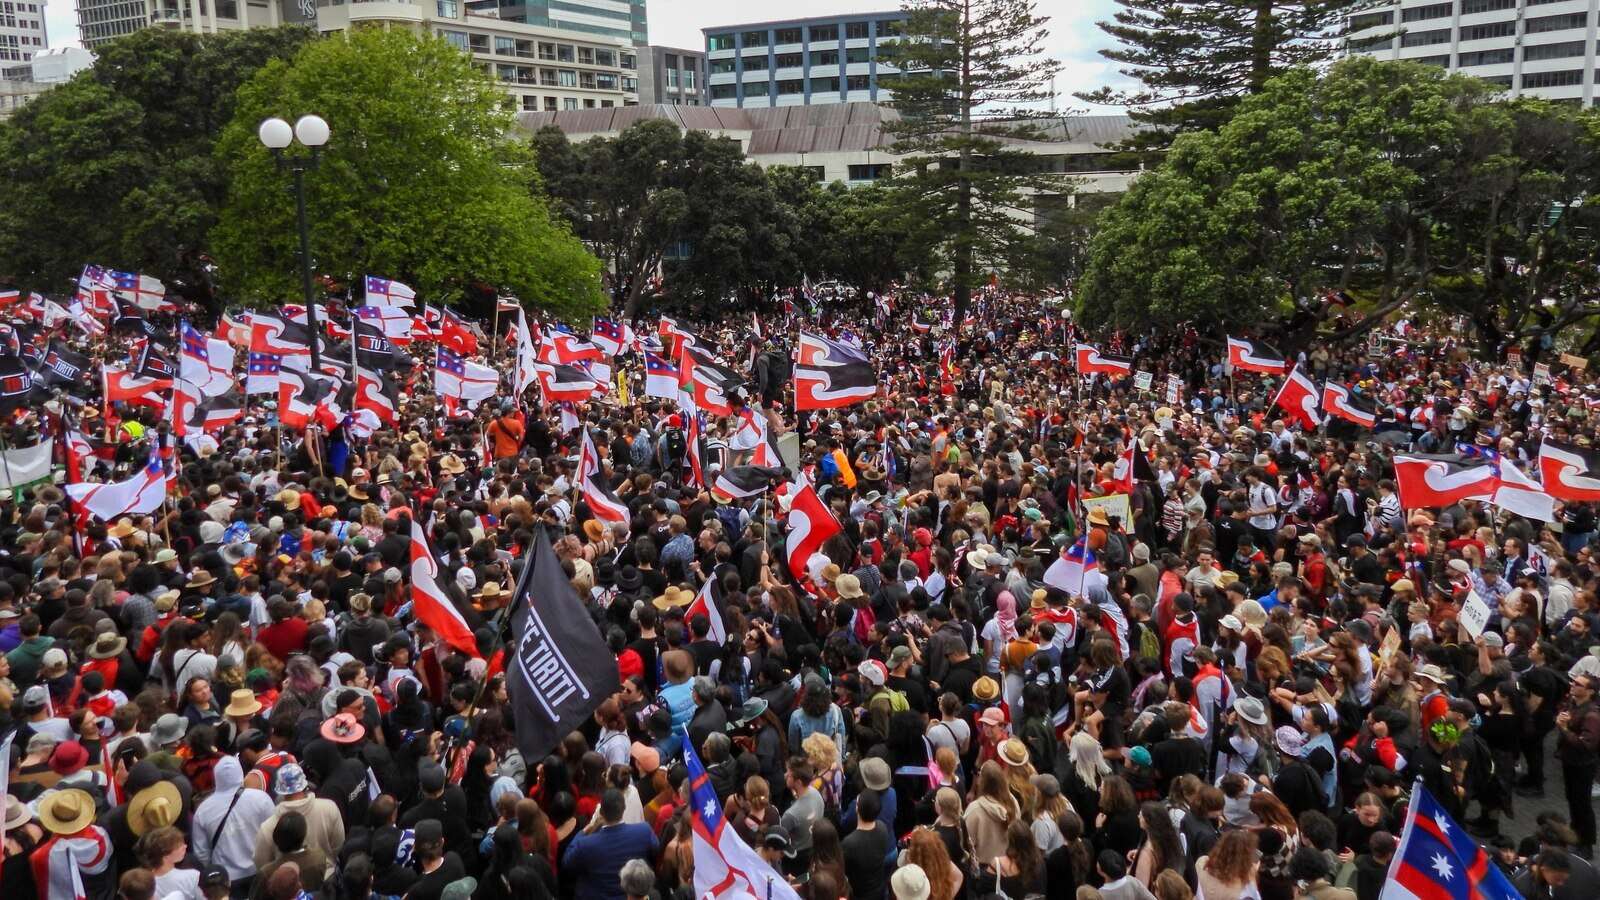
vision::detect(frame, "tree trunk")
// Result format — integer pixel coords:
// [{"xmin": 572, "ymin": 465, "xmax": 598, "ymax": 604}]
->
[
  {"xmin": 1249, "ymin": 0, "xmax": 1275, "ymax": 91},
  {"xmin": 953, "ymin": 0, "xmax": 975, "ymax": 329}
]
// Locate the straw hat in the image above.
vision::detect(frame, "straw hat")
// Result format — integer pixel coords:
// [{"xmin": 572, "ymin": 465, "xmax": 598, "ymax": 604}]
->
[
  {"xmin": 1087, "ymin": 506, "xmax": 1110, "ymax": 526},
  {"xmin": 972, "ymin": 676, "xmax": 1000, "ymax": 702},
  {"xmin": 127, "ymin": 781, "xmax": 182, "ymax": 836},
  {"xmin": 153, "ymin": 589, "xmax": 180, "ymax": 612},
  {"xmin": 439, "ymin": 454, "xmax": 466, "ymax": 475},
  {"xmin": 109, "ymin": 520, "xmax": 136, "ymax": 539},
  {"xmin": 275, "ymin": 489, "xmax": 301, "ymax": 510},
  {"xmin": 652, "ymin": 586, "xmax": 692, "ymax": 610},
  {"xmin": 998, "ymin": 738, "xmax": 1031, "ymax": 768},
  {"xmin": 38, "ymin": 789, "xmax": 96, "ymax": 835},
  {"xmin": 224, "ymin": 688, "xmax": 262, "ymax": 719},
  {"xmin": 473, "ymin": 582, "xmax": 504, "ymax": 602},
  {"xmin": 835, "ymin": 574, "xmax": 865, "ymax": 600},
  {"xmin": 187, "ymin": 571, "xmax": 216, "ymax": 589}
]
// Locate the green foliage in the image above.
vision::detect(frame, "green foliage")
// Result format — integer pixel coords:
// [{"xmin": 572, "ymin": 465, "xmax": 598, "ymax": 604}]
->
[
  {"xmin": 1079, "ymin": 0, "xmax": 1363, "ymax": 146},
  {"xmin": 0, "ymin": 26, "xmax": 318, "ymax": 304},
  {"xmin": 533, "ymin": 120, "xmax": 799, "ymax": 317},
  {"xmin": 881, "ymin": 0, "xmax": 1064, "ymax": 321},
  {"xmin": 212, "ymin": 29, "xmax": 601, "ymax": 320},
  {"xmin": 1078, "ymin": 57, "xmax": 1600, "ymax": 351}
]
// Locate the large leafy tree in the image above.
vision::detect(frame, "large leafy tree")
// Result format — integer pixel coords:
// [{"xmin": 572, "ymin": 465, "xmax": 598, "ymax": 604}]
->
[
  {"xmin": 0, "ymin": 26, "xmax": 317, "ymax": 305},
  {"xmin": 881, "ymin": 0, "xmax": 1063, "ymax": 325},
  {"xmin": 213, "ymin": 29, "xmax": 601, "ymax": 319},
  {"xmin": 533, "ymin": 121, "xmax": 799, "ymax": 317},
  {"xmin": 1079, "ymin": 57, "xmax": 1600, "ymax": 354},
  {"xmin": 1079, "ymin": 0, "xmax": 1363, "ymax": 146}
]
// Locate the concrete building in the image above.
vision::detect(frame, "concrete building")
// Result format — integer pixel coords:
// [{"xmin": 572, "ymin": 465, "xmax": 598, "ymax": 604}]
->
[
  {"xmin": 463, "ymin": 0, "xmax": 644, "ymax": 45},
  {"xmin": 513, "ymin": 104, "xmax": 1147, "ymax": 225},
  {"xmin": 636, "ymin": 44, "xmax": 704, "ymax": 105},
  {"xmin": 1347, "ymin": 0, "xmax": 1600, "ymax": 104},
  {"xmin": 1, "ymin": 0, "xmax": 48, "ymax": 65},
  {"xmin": 703, "ymin": 10, "xmax": 908, "ymax": 108},
  {"xmin": 0, "ymin": 74, "xmax": 49, "ymax": 117}
]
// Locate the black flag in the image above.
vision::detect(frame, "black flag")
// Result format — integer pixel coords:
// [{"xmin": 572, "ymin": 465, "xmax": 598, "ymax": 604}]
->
[{"xmin": 507, "ymin": 528, "xmax": 617, "ymax": 763}]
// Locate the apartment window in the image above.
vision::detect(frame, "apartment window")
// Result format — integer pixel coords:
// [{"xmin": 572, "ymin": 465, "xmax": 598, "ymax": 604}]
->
[
  {"xmin": 1480, "ymin": 74, "xmax": 1514, "ymax": 86},
  {"xmin": 496, "ymin": 64, "xmax": 515, "ymax": 81},
  {"xmin": 775, "ymin": 52, "xmax": 802, "ymax": 68},
  {"xmin": 666, "ymin": 67, "xmax": 678, "ymax": 86},
  {"xmin": 1526, "ymin": 0, "xmax": 1571, "ymax": 5},
  {"xmin": 544, "ymin": 97, "xmax": 557, "ymax": 111},
  {"xmin": 777, "ymin": 78, "xmax": 803, "ymax": 94},
  {"xmin": 1400, "ymin": 28, "xmax": 1451, "ymax": 47},
  {"xmin": 538, "ymin": 41, "xmax": 556, "ymax": 60},
  {"xmin": 686, "ymin": 97, "xmax": 699, "ymax": 105},
  {"xmin": 1462, "ymin": 0, "xmax": 1517, "ymax": 12},
  {"xmin": 710, "ymin": 57, "xmax": 736, "ymax": 74},
  {"xmin": 1522, "ymin": 40, "xmax": 1585, "ymax": 60},
  {"xmin": 495, "ymin": 36, "xmax": 515, "ymax": 55},
  {"xmin": 440, "ymin": 29, "xmax": 469, "ymax": 51},
  {"xmin": 1413, "ymin": 54, "xmax": 1451, "ymax": 66},
  {"xmin": 811, "ymin": 49, "xmax": 838, "ymax": 66},
  {"xmin": 708, "ymin": 34, "xmax": 734, "ymax": 51},
  {"xmin": 1458, "ymin": 47, "xmax": 1515, "ymax": 65},
  {"xmin": 811, "ymin": 76, "xmax": 840, "ymax": 93},
  {"xmin": 774, "ymin": 27, "xmax": 801, "ymax": 44},
  {"xmin": 744, "ymin": 81, "xmax": 770, "ymax": 97},
  {"xmin": 522, "ymin": 95, "xmax": 539, "ymax": 110},
  {"xmin": 564, "ymin": 98, "xmax": 578, "ymax": 109},
  {"xmin": 584, "ymin": 99, "xmax": 595, "ymax": 107},
  {"xmin": 620, "ymin": 52, "xmax": 635, "ymax": 69},
  {"xmin": 1527, "ymin": 12, "xmax": 1589, "ymax": 32},
  {"xmin": 596, "ymin": 72, "xmax": 617, "ymax": 89},
  {"xmin": 742, "ymin": 54, "xmax": 768, "ymax": 70},
  {"xmin": 848, "ymin": 163, "xmax": 891, "ymax": 181},
  {"xmin": 664, "ymin": 53, "xmax": 678, "ymax": 68},
  {"xmin": 876, "ymin": 19, "xmax": 901, "ymax": 36},
  {"xmin": 710, "ymin": 83, "xmax": 736, "ymax": 99},
  {"xmin": 557, "ymin": 44, "xmax": 574, "ymax": 62},
  {"xmin": 682, "ymin": 69, "xmax": 695, "ymax": 89},
  {"xmin": 845, "ymin": 46, "xmax": 870, "ymax": 63},
  {"xmin": 1461, "ymin": 21, "xmax": 1516, "ymax": 40},
  {"xmin": 846, "ymin": 21, "xmax": 868, "ymax": 39},
  {"xmin": 1401, "ymin": 2, "xmax": 1452, "ymax": 22},
  {"xmin": 580, "ymin": 71, "xmax": 595, "ymax": 88},
  {"xmin": 810, "ymin": 24, "xmax": 837, "ymax": 41},
  {"xmin": 846, "ymin": 74, "xmax": 870, "ymax": 91},
  {"xmin": 540, "ymin": 69, "xmax": 557, "ymax": 85},
  {"xmin": 597, "ymin": 49, "xmax": 616, "ymax": 67},
  {"xmin": 468, "ymin": 34, "xmax": 489, "ymax": 53},
  {"xmin": 559, "ymin": 69, "xmax": 576, "ymax": 86},
  {"xmin": 578, "ymin": 47, "xmax": 593, "ymax": 64},
  {"xmin": 215, "ymin": 0, "xmax": 236, "ymax": 18},
  {"xmin": 436, "ymin": 0, "xmax": 456, "ymax": 16},
  {"xmin": 622, "ymin": 76, "xmax": 637, "ymax": 91},
  {"xmin": 742, "ymin": 30, "xmax": 766, "ymax": 47},
  {"xmin": 1523, "ymin": 68, "xmax": 1585, "ymax": 87},
  {"xmin": 1349, "ymin": 10, "xmax": 1392, "ymax": 29}
]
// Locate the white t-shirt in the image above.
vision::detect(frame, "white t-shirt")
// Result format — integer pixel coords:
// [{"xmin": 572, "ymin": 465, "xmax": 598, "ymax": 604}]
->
[
  {"xmin": 925, "ymin": 718, "xmax": 971, "ymax": 755},
  {"xmin": 154, "ymin": 868, "xmax": 201, "ymax": 900},
  {"xmin": 1248, "ymin": 482, "xmax": 1278, "ymax": 531}
]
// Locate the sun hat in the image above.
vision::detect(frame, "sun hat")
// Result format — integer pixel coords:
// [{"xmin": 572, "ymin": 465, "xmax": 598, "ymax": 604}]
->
[
  {"xmin": 1416, "ymin": 664, "xmax": 1449, "ymax": 686},
  {"xmin": 320, "ymin": 712, "xmax": 366, "ymax": 744},
  {"xmin": 999, "ymin": 738, "xmax": 1031, "ymax": 768},
  {"xmin": 224, "ymin": 689, "xmax": 263, "ymax": 719},
  {"xmin": 187, "ymin": 570, "xmax": 217, "ymax": 589},
  {"xmin": 651, "ymin": 586, "xmax": 692, "ymax": 610},
  {"xmin": 38, "ymin": 789, "xmax": 96, "ymax": 835},
  {"xmin": 860, "ymin": 757, "xmax": 892, "ymax": 791},
  {"xmin": 275, "ymin": 763, "xmax": 309, "ymax": 796},
  {"xmin": 729, "ymin": 698, "xmax": 770, "ymax": 729},
  {"xmin": 151, "ymin": 713, "xmax": 188, "ymax": 747},
  {"xmin": 154, "ymin": 548, "xmax": 178, "ymax": 564},
  {"xmin": 3, "ymin": 796, "xmax": 32, "ymax": 832},
  {"xmin": 1233, "ymin": 696, "xmax": 1269, "ymax": 726},
  {"xmin": 127, "ymin": 781, "xmax": 182, "ymax": 836},
  {"xmin": 48, "ymin": 741, "xmax": 89, "ymax": 776},
  {"xmin": 89, "ymin": 632, "xmax": 127, "ymax": 659},
  {"xmin": 835, "ymin": 574, "xmax": 865, "ymax": 600},
  {"xmin": 890, "ymin": 865, "xmax": 931, "ymax": 900},
  {"xmin": 973, "ymin": 676, "xmax": 1000, "ymax": 702},
  {"xmin": 1087, "ymin": 507, "xmax": 1109, "ymax": 526},
  {"xmin": 1275, "ymin": 726, "xmax": 1305, "ymax": 758}
]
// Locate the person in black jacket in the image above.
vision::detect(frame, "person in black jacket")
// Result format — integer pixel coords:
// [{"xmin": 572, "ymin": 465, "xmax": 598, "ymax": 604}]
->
[{"xmin": 401, "ymin": 763, "xmax": 473, "ymax": 862}]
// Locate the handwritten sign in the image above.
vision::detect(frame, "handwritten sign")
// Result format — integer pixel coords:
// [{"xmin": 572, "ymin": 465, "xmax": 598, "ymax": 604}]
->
[
  {"xmin": 1378, "ymin": 625, "xmax": 1402, "ymax": 667},
  {"xmin": 1083, "ymin": 493, "xmax": 1132, "ymax": 527},
  {"xmin": 1458, "ymin": 589, "xmax": 1491, "ymax": 640},
  {"xmin": 1534, "ymin": 362, "xmax": 1552, "ymax": 386},
  {"xmin": 1506, "ymin": 348, "xmax": 1523, "ymax": 369},
  {"xmin": 1166, "ymin": 374, "xmax": 1182, "ymax": 405},
  {"xmin": 1561, "ymin": 352, "xmax": 1589, "ymax": 371},
  {"xmin": 1134, "ymin": 371, "xmax": 1153, "ymax": 392}
]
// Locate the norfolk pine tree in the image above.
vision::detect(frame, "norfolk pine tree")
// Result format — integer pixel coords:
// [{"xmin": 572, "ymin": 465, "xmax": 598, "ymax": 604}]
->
[{"xmin": 880, "ymin": 0, "xmax": 1063, "ymax": 325}]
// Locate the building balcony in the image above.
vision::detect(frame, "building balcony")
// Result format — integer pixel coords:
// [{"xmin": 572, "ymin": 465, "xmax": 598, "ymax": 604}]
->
[
  {"xmin": 347, "ymin": 0, "xmax": 424, "ymax": 22},
  {"xmin": 773, "ymin": 66, "xmax": 803, "ymax": 80}
]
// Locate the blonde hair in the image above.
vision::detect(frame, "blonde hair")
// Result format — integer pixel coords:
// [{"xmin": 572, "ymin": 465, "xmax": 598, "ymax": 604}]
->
[
  {"xmin": 801, "ymin": 731, "xmax": 838, "ymax": 773},
  {"xmin": 1070, "ymin": 731, "xmax": 1109, "ymax": 790}
]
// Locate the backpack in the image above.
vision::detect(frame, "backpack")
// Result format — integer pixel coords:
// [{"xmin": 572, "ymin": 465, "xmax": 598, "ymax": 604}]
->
[
  {"xmin": 1101, "ymin": 531, "xmax": 1129, "ymax": 569},
  {"xmin": 663, "ymin": 428, "xmax": 686, "ymax": 464},
  {"xmin": 1137, "ymin": 623, "xmax": 1161, "ymax": 664},
  {"xmin": 872, "ymin": 686, "xmax": 910, "ymax": 714}
]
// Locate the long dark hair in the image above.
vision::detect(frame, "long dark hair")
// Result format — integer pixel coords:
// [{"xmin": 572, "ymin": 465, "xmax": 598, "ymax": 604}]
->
[{"xmin": 1140, "ymin": 801, "xmax": 1186, "ymax": 880}]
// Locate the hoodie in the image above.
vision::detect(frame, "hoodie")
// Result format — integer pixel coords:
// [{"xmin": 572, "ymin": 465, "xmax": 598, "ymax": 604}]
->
[{"xmin": 192, "ymin": 757, "xmax": 276, "ymax": 882}]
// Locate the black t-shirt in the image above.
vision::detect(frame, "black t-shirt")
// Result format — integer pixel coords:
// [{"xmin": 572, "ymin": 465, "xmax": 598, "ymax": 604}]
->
[
  {"xmin": 406, "ymin": 853, "xmax": 465, "ymax": 900},
  {"xmin": 841, "ymin": 824, "xmax": 892, "ymax": 900},
  {"xmin": 887, "ymin": 674, "xmax": 930, "ymax": 714},
  {"xmin": 1089, "ymin": 664, "xmax": 1131, "ymax": 717},
  {"xmin": 941, "ymin": 656, "xmax": 983, "ymax": 705}
]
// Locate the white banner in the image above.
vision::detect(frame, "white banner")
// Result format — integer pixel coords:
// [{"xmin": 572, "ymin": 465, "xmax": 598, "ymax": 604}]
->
[{"xmin": 0, "ymin": 439, "xmax": 52, "ymax": 489}]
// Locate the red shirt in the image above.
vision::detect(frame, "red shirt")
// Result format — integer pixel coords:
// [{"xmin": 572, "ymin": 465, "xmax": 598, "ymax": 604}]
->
[{"xmin": 257, "ymin": 617, "xmax": 310, "ymax": 662}]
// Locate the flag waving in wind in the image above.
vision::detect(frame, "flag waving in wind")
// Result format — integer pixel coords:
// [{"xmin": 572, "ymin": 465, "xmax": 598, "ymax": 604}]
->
[
  {"xmin": 684, "ymin": 739, "xmax": 802, "ymax": 900},
  {"xmin": 409, "ymin": 521, "xmax": 482, "ymax": 657},
  {"xmin": 1378, "ymin": 781, "xmax": 1521, "ymax": 900},
  {"xmin": 1269, "ymin": 366, "xmax": 1322, "ymax": 430},
  {"xmin": 1226, "ymin": 337, "xmax": 1290, "ymax": 375}
]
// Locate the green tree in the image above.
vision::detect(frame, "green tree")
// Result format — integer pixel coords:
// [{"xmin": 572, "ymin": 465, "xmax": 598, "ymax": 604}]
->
[
  {"xmin": 1078, "ymin": 57, "xmax": 1600, "ymax": 353},
  {"xmin": 881, "ymin": 0, "xmax": 1064, "ymax": 325},
  {"xmin": 213, "ymin": 29, "xmax": 601, "ymax": 319},
  {"xmin": 0, "ymin": 26, "xmax": 318, "ymax": 305},
  {"xmin": 1079, "ymin": 0, "xmax": 1363, "ymax": 146}
]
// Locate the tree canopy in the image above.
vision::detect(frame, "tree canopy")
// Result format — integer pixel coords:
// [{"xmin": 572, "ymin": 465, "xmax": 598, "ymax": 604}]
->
[
  {"xmin": 0, "ymin": 26, "xmax": 318, "ymax": 305},
  {"xmin": 212, "ymin": 28, "xmax": 602, "ymax": 319},
  {"xmin": 1078, "ymin": 56, "xmax": 1600, "ymax": 354}
]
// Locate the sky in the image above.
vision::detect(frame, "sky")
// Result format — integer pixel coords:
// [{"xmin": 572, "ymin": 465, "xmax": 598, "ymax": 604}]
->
[{"xmin": 42, "ymin": 0, "xmax": 1128, "ymax": 110}]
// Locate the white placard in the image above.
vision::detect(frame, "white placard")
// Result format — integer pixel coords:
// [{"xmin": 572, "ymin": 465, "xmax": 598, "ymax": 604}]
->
[
  {"xmin": 1134, "ymin": 371, "xmax": 1153, "ymax": 391},
  {"xmin": 1458, "ymin": 589, "xmax": 1492, "ymax": 639},
  {"xmin": 1166, "ymin": 374, "xmax": 1182, "ymax": 405}
]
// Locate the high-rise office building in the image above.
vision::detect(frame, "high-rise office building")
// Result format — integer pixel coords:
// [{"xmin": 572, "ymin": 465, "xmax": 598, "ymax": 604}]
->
[
  {"xmin": 1, "ymin": 0, "xmax": 48, "ymax": 65},
  {"xmin": 465, "ymin": 0, "xmax": 645, "ymax": 46},
  {"xmin": 702, "ymin": 10, "xmax": 906, "ymax": 108},
  {"xmin": 636, "ymin": 44, "xmax": 705, "ymax": 105},
  {"xmin": 1347, "ymin": 0, "xmax": 1599, "ymax": 105}
]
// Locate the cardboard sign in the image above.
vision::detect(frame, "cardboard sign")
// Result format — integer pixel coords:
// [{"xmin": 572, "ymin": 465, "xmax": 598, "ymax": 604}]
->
[
  {"xmin": 1083, "ymin": 493, "xmax": 1132, "ymax": 527},
  {"xmin": 1534, "ymin": 362, "xmax": 1552, "ymax": 386},
  {"xmin": 1561, "ymin": 352, "xmax": 1589, "ymax": 371},
  {"xmin": 1134, "ymin": 371, "xmax": 1153, "ymax": 391},
  {"xmin": 1458, "ymin": 589, "xmax": 1492, "ymax": 639},
  {"xmin": 1378, "ymin": 625, "xmax": 1402, "ymax": 667},
  {"xmin": 1507, "ymin": 348, "xmax": 1522, "ymax": 369},
  {"xmin": 1166, "ymin": 374, "xmax": 1182, "ymax": 405}
]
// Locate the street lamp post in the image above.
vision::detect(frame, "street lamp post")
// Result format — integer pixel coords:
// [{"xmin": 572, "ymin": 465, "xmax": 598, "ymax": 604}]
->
[{"xmin": 258, "ymin": 114, "xmax": 331, "ymax": 373}]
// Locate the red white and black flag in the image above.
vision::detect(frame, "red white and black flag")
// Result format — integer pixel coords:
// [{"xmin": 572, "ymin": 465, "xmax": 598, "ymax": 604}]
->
[
  {"xmin": 711, "ymin": 465, "xmax": 783, "ymax": 504},
  {"xmin": 1538, "ymin": 438, "xmax": 1600, "ymax": 501},
  {"xmin": 1074, "ymin": 343, "xmax": 1134, "ymax": 376},
  {"xmin": 1322, "ymin": 382, "xmax": 1377, "ymax": 428},
  {"xmin": 783, "ymin": 475, "xmax": 841, "ymax": 584},
  {"xmin": 1392, "ymin": 454, "xmax": 1498, "ymax": 509},
  {"xmin": 794, "ymin": 332, "xmax": 876, "ymax": 411},
  {"xmin": 1269, "ymin": 366, "xmax": 1322, "ymax": 430},
  {"xmin": 581, "ymin": 472, "xmax": 629, "ymax": 524},
  {"xmin": 1226, "ymin": 337, "xmax": 1290, "ymax": 375}
]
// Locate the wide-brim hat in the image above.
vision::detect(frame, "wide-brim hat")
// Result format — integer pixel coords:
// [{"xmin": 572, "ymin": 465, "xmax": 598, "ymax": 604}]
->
[
  {"xmin": 127, "ymin": 781, "xmax": 182, "ymax": 836},
  {"xmin": 652, "ymin": 586, "xmax": 692, "ymax": 610},
  {"xmin": 860, "ymin": 757, "xmax": 891, "ymax": 791},
  {"xmin": 473, "ymin": 582, "xmax": 504, "ymax": 601},
  {"xmin": 109, "ymin": 520, "xmax": 136, "ymax": 538},
  {"xmin": 999, "ymin": 738, "xmax": 1031, "ymax": 768},
  {"xmin": 1087, "ymin": 507, "xmax": 1110, "ymax": 526},
  {"xmin": 275, "ymin": 489, "xmax": 301, "ymax": 510},
  {"xmin": 348, "ymin": 484, "xmax": 370, "ymax": 500},
  {"xmin": 972, "ymin": 676, "xmax": 999, "ymax": 702},
  {"xmin": 187, "ymin": 571, "xmax": 217, "ymax": 589},
  {"xmin": 729, "ymin": 697, "xmax": 769, "ymax": 729},
  {"xmin": 38, "ymin": 788, "xmax": 96, "ymax": 835},
  {"xmin": 439, "ymin": 454, "xmax": 466, "ymax": 475},
  {"xmin": 4, "ymin": 796, "xmax": 32, "ymax": 832},
  {"xmin": 1233, "ymin": 696, "xmax": 1269, "ymax": 726},
  {"xmin": 617, "ymin": 567, "xmax": 643, "ymax": 591},
  {"xmin": 224, "ymin": 688, "xmax": 262, "ymax": 718},
  {"xmin": 320, "ymin": 712, "xmax": 366, "ymax": 744},
  {"xmin": 89, "ymin": 630, "xmax": 126, "ymax": 659}
]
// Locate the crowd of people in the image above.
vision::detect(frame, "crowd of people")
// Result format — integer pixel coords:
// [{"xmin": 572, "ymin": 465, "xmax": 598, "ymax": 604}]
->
[{"xmin": 0, "ymin": 291, "xmax": 1596, "ymax": 900}]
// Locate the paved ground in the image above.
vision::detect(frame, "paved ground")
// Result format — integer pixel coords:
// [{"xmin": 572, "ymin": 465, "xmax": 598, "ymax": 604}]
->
[{"xmin": 1478, "ymin": 741, "xmax": 1596, "ymax": 850}]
